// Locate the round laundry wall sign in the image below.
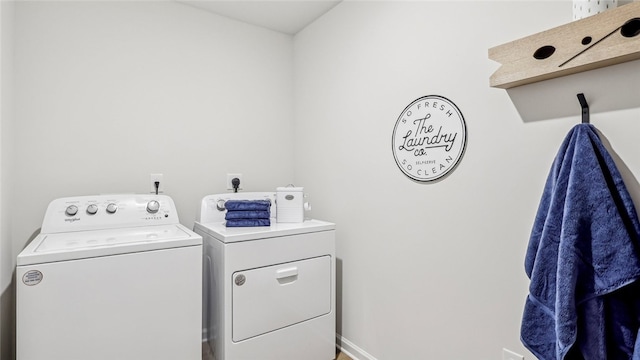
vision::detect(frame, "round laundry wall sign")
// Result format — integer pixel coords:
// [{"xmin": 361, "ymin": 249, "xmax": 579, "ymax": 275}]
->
[{"xmin": 392, "ymin": 95, "xmax": 467, "ymax": 182}]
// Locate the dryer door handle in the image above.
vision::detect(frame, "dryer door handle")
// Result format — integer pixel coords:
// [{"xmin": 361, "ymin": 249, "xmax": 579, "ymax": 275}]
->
[{"xmin": 275, "ymin": 267, "xmax": 298, "ymax": 282}]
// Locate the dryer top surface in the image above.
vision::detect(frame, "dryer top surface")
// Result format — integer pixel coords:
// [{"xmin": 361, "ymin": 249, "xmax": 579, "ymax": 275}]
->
[{"xmin": 194, "ymin": 219, "xmax": 334, "ymax": 243}]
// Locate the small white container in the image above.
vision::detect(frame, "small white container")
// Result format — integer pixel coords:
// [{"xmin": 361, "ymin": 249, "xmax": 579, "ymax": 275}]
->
[
  {"xmin": 276, "ymin": 186, "xmax": 304, "ymax": 223},
  {"xmin": 573, "ymin": 0, "xmax": 617, "ymax": 20}
]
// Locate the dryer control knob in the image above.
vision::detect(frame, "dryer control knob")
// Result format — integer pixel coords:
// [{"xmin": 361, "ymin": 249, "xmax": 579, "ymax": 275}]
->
[
  {"xmin": 65, "ymin": 205, "xmax": 78, "ymax": 216},
  {"xmin": 106, "ymin": 203, "xmax": 118, "ymax": 214},
  {"xmin": 235, "ymin": 274, "xmax": 246, "ymax": 286},
  {"xmin": 86, "ymin": 204, "xmax": 98, "ymax": 215},
  {"xmin": 146, "ymin": 200, "xmax": 160, "ymax": 214}
]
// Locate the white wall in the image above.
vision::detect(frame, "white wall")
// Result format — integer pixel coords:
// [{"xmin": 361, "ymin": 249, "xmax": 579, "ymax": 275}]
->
[
  {"xmin": 294, "ymin": 1, "xmax": 640, "ymax": 359},
  {"xmin": 0, "ymin": 0, "xmax": 15, "ymax": 358},
  {"xmin": 6, "ymin": 4, "xmax": 293, "ymax": 358},
  {"xmin": 12, "ymin": 1, "xmax": 295, "ymax": 255}
]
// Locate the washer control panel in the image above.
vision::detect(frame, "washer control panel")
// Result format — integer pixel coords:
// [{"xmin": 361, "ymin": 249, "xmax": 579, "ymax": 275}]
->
[{"xmin": 42, "ymin": 194, "xmax": 179, "ymax": 234}]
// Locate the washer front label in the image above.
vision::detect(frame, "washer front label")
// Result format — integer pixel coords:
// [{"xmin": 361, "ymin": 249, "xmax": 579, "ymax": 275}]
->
[
  {"xmin": 392, "ymin": 95, "xmax": 467, "ymax": 182},
  {"xmin": 22, "ymin": 270, "xmax": 43, "ymax": 286}
]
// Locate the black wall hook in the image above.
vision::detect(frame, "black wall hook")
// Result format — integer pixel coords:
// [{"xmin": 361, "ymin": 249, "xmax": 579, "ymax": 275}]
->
[{"xmin": 577, "ymin": 93, "xmax": 589, "ymax": 124}]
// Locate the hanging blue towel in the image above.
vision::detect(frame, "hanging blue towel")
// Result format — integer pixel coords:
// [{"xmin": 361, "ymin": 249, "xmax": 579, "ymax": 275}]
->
[
  {"xmin": 522, "ymin": 124, "xmax": 640, "ymax": 359},
  {"xmin": 225, "ymin": 218, "xmax": 270, "ymax": 227},
  {"xmin": 224, "ymin": 200, "xmax": 271, "ymax": 211},
  {"xmin": 224, "ymin": 210, "xmax": 270, "ymax": 220}
]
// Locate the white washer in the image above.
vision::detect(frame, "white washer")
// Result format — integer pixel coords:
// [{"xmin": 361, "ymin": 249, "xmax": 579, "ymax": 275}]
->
[
  {"xmin": 17, "ymin": 194, "xmax": 202, "ymax": 360},
  {"xmin": 194, "ymin": 192, "xmax": 335, "ymax": 360}
]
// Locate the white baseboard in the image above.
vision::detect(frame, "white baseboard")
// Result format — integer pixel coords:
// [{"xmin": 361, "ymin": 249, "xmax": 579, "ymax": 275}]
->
[{"xmin": 336, "ymin": 334, "xmax": 378, "ymax": 360}]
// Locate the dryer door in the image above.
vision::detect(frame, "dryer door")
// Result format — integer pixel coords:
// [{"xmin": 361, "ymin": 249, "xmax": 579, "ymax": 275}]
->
[{"xmin": 232, "ymin": 255, "xmax": 331, "ymax": 342}]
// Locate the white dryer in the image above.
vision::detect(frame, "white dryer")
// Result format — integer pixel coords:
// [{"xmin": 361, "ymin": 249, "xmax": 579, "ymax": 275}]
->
[
  {"xmin": 17, "ymin": 194, "xmax": 202, "ymax": 360},
  {"xmin": 194, "ymin": 192, "xmax": 336, "ymax": 360}
]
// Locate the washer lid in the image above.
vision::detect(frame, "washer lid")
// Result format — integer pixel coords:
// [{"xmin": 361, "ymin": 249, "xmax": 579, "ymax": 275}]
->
[{"xmin": 17, "ymin": 224, "xmax": 202, "ymax": 266}]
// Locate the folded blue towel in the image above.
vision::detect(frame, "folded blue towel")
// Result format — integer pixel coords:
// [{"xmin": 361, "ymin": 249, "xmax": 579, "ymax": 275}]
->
[
  {"xmin": 224, "ymin": 210, "xmax": 270, "ymax": 220},
  {"xmin": 225, "ymin": 218, "xmax": 270, "ymax": 227},
  {"xmin": 522, "ymin": 124, "xmax": 640, "ymax": 359},
  {"xmin": 224, "ymin": 200, "xmax": 271, "ymax": 211}
]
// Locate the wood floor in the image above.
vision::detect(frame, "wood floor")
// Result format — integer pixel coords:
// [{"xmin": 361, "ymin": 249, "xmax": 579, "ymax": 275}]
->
[{"xmin": 336, "ymin": 351, "xmax": 354, "ymax": 360}]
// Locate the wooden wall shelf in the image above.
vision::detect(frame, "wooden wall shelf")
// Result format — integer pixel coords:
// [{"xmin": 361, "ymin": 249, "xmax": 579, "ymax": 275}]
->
[{"xmin": 489, "ymin": 2, "xmax": 640, "ymax": 89}]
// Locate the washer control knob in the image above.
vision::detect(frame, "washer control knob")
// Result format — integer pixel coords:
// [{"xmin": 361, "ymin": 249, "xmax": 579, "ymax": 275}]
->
[
  {"xmin": 146, "ymin": 200, "xmax": 160, "ymax": 214},
  {"xmin": 86, "ymin": 204, "xmax": 98, "ymax": 215},
  {"xmin": 65, "ymin": 205, "xmax": 78, "ymax": 216},
  {"xmin": 106, "ymin": 203, "xmax": 118, "ymax": 214}
]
